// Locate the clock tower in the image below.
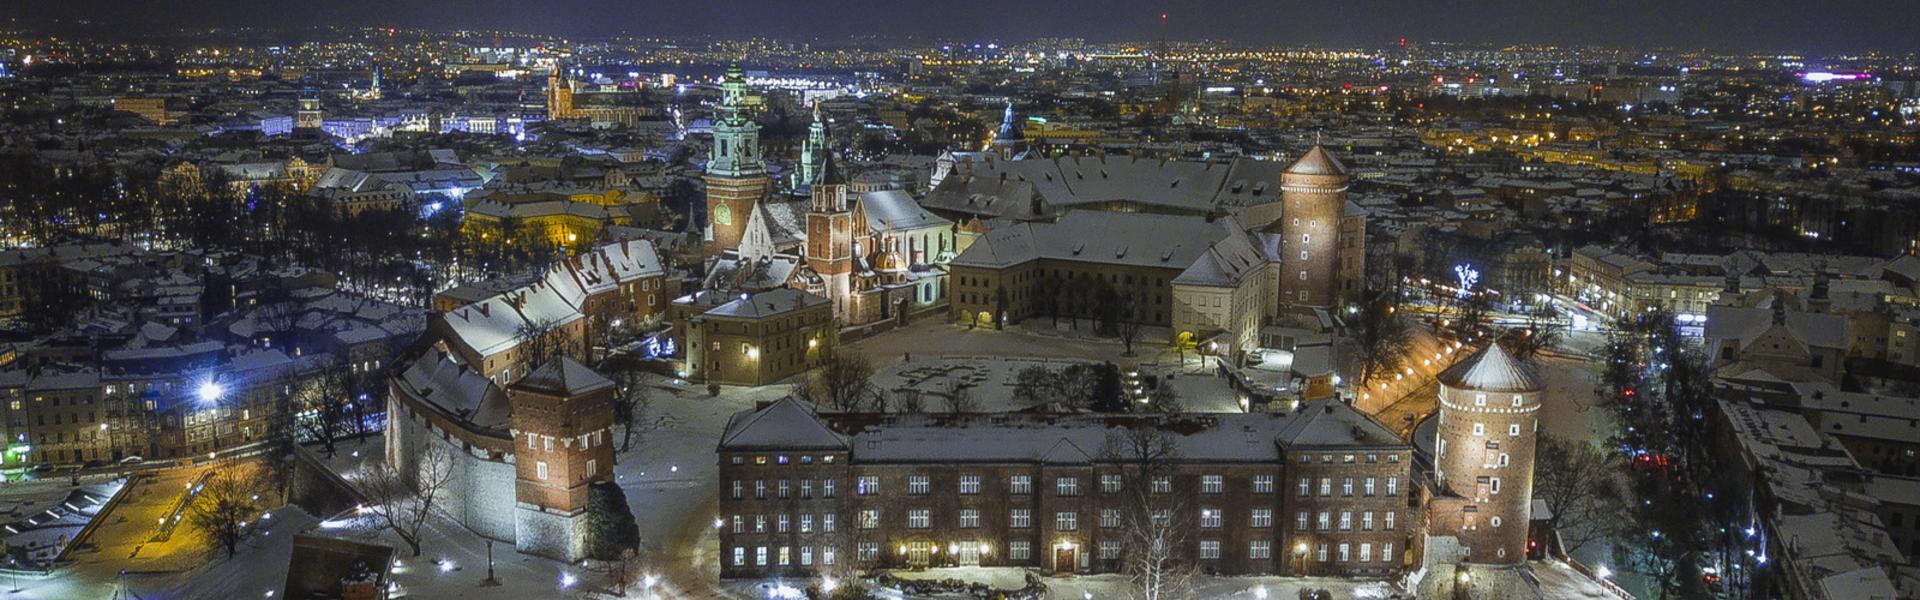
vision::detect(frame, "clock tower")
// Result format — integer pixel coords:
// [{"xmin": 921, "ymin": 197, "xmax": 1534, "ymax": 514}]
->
[{"xmin": 704, "ymin": 65, "xmax": 770, "ymax": 256}]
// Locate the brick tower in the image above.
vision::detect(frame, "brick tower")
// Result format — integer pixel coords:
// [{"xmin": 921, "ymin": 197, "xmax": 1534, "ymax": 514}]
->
[
  {"xmin": 1432, "ymin": 343, "xmax": 1541, "ymax": 564},
  {"xmin": 508, "ymin": 356, "xmax": 617, "ymax": 562},
  {"xmin": 804, "ymin": 154, "xmax": 858, "ymax": 320},
  {"xmin": 1276, "ymin": 144, "xmax": 1348, "ymax": 307},
  {"xmin": 704, "ymin": 65, "xmax": 769, "ymax": 256}
]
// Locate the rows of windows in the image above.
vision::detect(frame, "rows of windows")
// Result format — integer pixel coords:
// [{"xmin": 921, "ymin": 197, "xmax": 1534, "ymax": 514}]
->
[
  {"xmin": 1296, "ymin": 475, "xmax": 1400, "ymax": 497},
  {"xmin": 728, "ymin": 540, "xmax": 1396, "ymax": 569},
  {"xmin": 732, "ymin": 507, "xmax": 1395, "ymax": 534},
  {"xmin": 766, "ymin": 473, "xmax": 1294, "ymax": 497}
]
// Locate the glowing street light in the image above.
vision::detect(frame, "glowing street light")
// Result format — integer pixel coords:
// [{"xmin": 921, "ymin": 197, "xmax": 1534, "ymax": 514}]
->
[{"xmin": 196, "ymin": 380, "xmax": 226, "ymax": 404}]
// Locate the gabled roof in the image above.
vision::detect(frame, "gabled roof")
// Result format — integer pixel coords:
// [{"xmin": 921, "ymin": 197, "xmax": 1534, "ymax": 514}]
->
[
  {"xmin": 512, "ymin": 356, "xmax": 613, "ymax": 396},
  {"xmin": 719, "ymin": 397, "xmax": 849, "ymax": 451},
  {"xmin": 1438, "ymin": 343, "xmax": 1543, "ymax": 393},
  {"xmin": 1276, "ymin": 399, "xmax": 1403, "ymax": 448}
]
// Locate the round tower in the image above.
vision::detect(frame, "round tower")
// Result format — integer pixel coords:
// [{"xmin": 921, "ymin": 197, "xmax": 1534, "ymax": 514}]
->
[
  {"xmin": 1277, "ymin": 144, "xmax": 1348, "ymax": 307},
  {"xmin": 1433, "ymin": 343, "xmax": 1541, "ymax": 564}
]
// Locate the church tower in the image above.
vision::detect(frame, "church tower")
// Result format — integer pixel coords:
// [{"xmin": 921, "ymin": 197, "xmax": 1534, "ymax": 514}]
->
[
  {"xmin": 1432, "ymin": 344, "xmax": 1542, "ymax": 564},
  {"xmin": 297, "ymin": 87, "xmax": 323, "ymax": 130},
  {"xmin": 989, "ymin": 102, "xmax": 1026, "ymax": 158},
  {"xmin": 546, "ymin": 69, "xmax": 574, "ymax": 120},
  {"xmin": 797, "ymin": 102, "xmax": 828, "ymax": 194},
  {"xmin": 1276, "ymin": 143, "xmax": 1348, "ymax": 307},
  {"xmin": 704, "ymin": 64, "xmax": 770, "ymax": 256},
  {"xmin": 508, "ymin": 356, "xmax": 617, "ymax": 562},
  {"xmin": 805, "ymin": 154, "xmax": 856, "ymax": 320}
]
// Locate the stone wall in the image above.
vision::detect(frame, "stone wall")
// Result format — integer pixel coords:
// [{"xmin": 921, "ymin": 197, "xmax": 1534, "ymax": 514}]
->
[
  {"xmin": 514, "ymin": 503, "xmax": 588, "ymax": 562},
  {"xmin": 386, "ymin": 401, "xmax": 518, "ymax": 541}
]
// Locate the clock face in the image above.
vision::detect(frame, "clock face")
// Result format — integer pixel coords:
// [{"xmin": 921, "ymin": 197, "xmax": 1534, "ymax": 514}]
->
[{"xmin": 713, "ymin": 203, "xmax": 732, "ymax": 225}]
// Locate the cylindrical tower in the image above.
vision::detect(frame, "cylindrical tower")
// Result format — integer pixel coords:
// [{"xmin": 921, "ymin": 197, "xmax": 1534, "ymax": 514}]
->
[
  {"xmin": 1433, "ymin": 343, "xmax": 1541, "ymax": 564},
  {"xmin": 1277, "ymin": 145, "xmax": 1348, "ymax": 307}
]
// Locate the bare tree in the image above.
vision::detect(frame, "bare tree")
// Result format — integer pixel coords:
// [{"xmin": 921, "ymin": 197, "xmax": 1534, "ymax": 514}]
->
[
  {"xmin": 942, "ymin": 376, "xmax": 977, "ymax": 414},
  {"xmin": 1500, "ymin": 308, "xmax": 1563, "ymax": 364},
  {"xmin": 1536, "ymin": 435, "xmax": 1627, "ymax": 556},
  {"xmin": 360, "ymin": 442, "xmax": 455, "ymax": 556},
  {"xmin": 798, "ymin": 348, "xmax": 876, "ymax": 412},
  {"xmin": 187, "ymin": 471, "xmax": 265, "ymax": 559},
  {"xmin": 1104, "ymin": 425, "xmax": 1196, "ymax": 600},
  {"xmin": 514, "ymin": 317, "xmax": 574, "ymax": 377},
  {"xmin": 1144, "ymin": 382, "xmax": 1182, "ymax": 414},
  {"xmin": 1351, "ymin": 290, "xmax": 1413, "ymax": 389},
  {"xmin": 304, "ymin": 355, "xmax": 353, "ymax": 458},
  {"xmin": 1118, "ymin": 301, "xmax": 1147, "ymax": 357},
  {"xmin": 607, "ymin": 360, "xmax": 676, "ymax": 452}
]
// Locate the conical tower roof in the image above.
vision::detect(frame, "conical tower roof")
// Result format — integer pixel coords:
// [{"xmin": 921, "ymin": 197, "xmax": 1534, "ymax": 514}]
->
[
  {"xmin": 816, "ymin": 151, "xmax": 848, "ymax": 186},
  {"xmin": 1437, "ymin": 343, "xmax": 1542, "ymax": 393},
  {"xmin": 1284, "ymin": 144, "xmax": 1347, "ymax": 176},
  {"xmin": 512, "ymin": 355, "xmax": 614, "ymax": 396}
]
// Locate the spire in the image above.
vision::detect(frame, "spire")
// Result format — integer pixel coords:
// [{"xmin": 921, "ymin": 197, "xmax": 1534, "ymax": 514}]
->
[{"xmin": 1283, "ymin": 144, "xmax": 1347, "ymax": 177}]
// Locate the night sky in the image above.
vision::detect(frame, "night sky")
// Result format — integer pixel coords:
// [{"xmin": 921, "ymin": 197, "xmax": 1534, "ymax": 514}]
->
[{"xmin": 13, "ymin": 0, "xmax": 1918, "ymax": 53}]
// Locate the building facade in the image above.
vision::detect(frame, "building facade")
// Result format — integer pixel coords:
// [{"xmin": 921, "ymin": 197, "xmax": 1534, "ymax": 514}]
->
[{"xmin": 716, "ymin": 398, "xmax": 1414, "ymax": 579}]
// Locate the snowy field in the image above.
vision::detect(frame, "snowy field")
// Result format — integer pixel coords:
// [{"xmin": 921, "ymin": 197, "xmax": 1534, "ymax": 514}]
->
[{"xmin": 870, "ymin": 355, "xmax": 1246, "ymax": 414}]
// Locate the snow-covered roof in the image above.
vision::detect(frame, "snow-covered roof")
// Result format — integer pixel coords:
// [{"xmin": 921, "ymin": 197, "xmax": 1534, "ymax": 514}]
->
[
  {"xmin": 1438, "ymin": 343, "xmax": 1543, "ymax": 393},
  {"xmin": 512, "ymin": 356, "xmax": 613, "ymax": 397}
]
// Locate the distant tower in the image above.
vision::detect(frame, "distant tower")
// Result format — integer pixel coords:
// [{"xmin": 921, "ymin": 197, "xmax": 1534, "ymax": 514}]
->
[
  {"xmin": 546, "ymin": 69, "xmax": 574, "ymax": 120},
  {"xmin": 804, "ymin": 154, "xmax": 856, "ymax": 320},
  {"xmin": 296, "ymin": 88, "xmax": 322, "ymax": 130},
  {"xmin": 796, "ymin": 102, "xmax": 828, "ymax": 193},
  {"xmin": 508, "ymin": 356, "xmax": 617, "ymax": 562},
  {"xmin": 369, "ymin": 65, "xmax": 383, "ymax": 100},
  {"xmin": 704, "ymin": 64, "xmax": 770, "ymax": 255},
  {"xmin": 1276, "ymin": 142, "xmax": 1348, "ymax": 307},
  {"xmin": 989, "ymin": 101, "xmax": 1026, "ymax": 158},
  {"xmin": 1432, "ymin": 344, "xmax": 1542, "ymax": 564}
]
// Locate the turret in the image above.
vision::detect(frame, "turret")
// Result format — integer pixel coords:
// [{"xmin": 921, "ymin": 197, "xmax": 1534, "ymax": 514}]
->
[
  {"xmin": 1277, "ymin": 143, "xmax": 1349, "ymax": 307},
  {"xmin": 1432, "ymin": 344, "xmax": 1542, "ymax": 564}
]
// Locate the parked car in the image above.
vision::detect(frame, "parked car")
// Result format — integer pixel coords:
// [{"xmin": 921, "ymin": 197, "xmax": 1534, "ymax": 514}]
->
[{"xmin": 118, "ymin": 456, "xmax": 145, "ymax": 465}]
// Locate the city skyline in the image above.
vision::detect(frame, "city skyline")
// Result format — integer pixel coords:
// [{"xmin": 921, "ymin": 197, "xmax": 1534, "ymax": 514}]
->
[{"xmin": 9, "ymin": 0, "xmax": 1920, "ymax": 55}]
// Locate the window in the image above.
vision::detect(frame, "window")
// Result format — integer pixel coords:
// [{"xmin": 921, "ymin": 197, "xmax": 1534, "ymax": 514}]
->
[
  {"xmin": 1473, "ymin": 423, "xmax": 1485, "ymax": 436},
  {"xmin": 824, "ymin": 513, "xmax": 836, "ymax": 532},
  {"xmin": 1316, "ymin": 543, "xmax": 1328, "ymax": 562},
  {"xmin": 908, "ymin": 475, "xmax": 930, "ymax": 495},
  {"xmin": 756, "ymin": 547, "xmax": 768, "ymax": 566},
  {"xmin": 1099, "ymin": 540, "xmax": 1121, "ymax": 560},
  {"xmin": 1296, "ymin": 512, "xmax": 1309, "ymax": 531},
  {"xmin": 1492, "ymin": 516, "xmax": 1504, "ymax": 527},
  {"xmin": 1010, "ymin": 475, "xmax": 1032, "ymax": 495},
  {"xmin": 1253, "ymin": 475, "xmax": 1274, "ymax": 494},
  {"xmin": 959, "ymin": 474, "xmax": 981, "ymax": 495},
  {"xmin": 1338, "ymin": 543, "xmax": 1350, "ymax": 562},
  {"xmin": 1199, "ymin": 540, "xmax": 1221, "ymax": 560},
  {"xmin": 1010, "ymin": 542, "xmax": 1031, "ymax": 561},
  {"xmin": 1317, "ymin": 512, "xmax": 1330, "ymax": 531},
  {"xmin": 731, "ymin": 516, "xmax": 743, "ymax": 533},
  {"xmin": 1510, "ymin": 424, "xmax": 1522, "ymax": 437},
  {"xmin": 1363, "ymin": 511, "xmax": 1375, "ymax": 531},
  {"xmin": 800, "ymin": 546, "xmax": 813, "ymax": 566},
  {"xmin": 1200, "ymin": 508, "xmax": 1221, "ymax": 528},
  {"xmin": 1251, "ymin": 540, "xmax": 1272, "ymax": 559},
  {"xmin": 858, "ymin": 542, "xmax": 878, "ymax": 562},
  {"xmin": 800, "ymin": 514, "xmax": 813, "ymax": 533},
  {"xmin": 857, "ymin": 476, "xmax": 879, "ymax": 496},
  {"xmin": 777, "ymin": 514, "xmax": 790, "ymax": 533},
  {"xmin": 733, "ymin": 547, "xmax": 745, "ymax": 566},
  {"xmin": 1382, "ymin": 543, "xmax": 1394, "ymax": 563},
  {"xmin": 858, "ymin": 510, "xmax": 879, "ymax": 529},
  {"xmin": 1513, "ymin": 394, "xmax": 1525, "ymax": 407},
  {"xmin": 730, "ymin": 480, "xmax": 743, "ymax": 500},
  {"xmin": 1201, "ymin": 475, "xmax": 1223, "ymax": 494},
  {"xmin": 1339, "ymin": 511, "xmax": 1353, "ymax": 531},
  {"xmin": 755, "ymin": 481, "xmax": 766, "ymax": 499},
  {"xmin": 1056, "ymin": 512, "xmax": 1078, "ymax": 531},
  {"xmin": 1056, "ymin": 476, "xmax": 1080, "ymax": 497},
  {"xmin": 960, "ymin": 509, "xmax": 980, "ymax": 529},
  {"xmin": 536, "ymin": 461, "xmax": 549, "ymax": 480},
  {"xmin": 1252, "ymin": 509, "xmax": 1272, "ymax": 528},
  {"xmin": 1101, "ymin": 509, "xmax": 1120, "ymax": 529},
  {"xmin": 1342, "ymin": 478, "xmax": 1354, "ymax": 496},
  {"xmin": 1011, "ymin": 509, "xmax": 1031, "ymax": 528},
  {"xmin": 1499, "ymin": 453, "xmax": 1511, "ymax": 467},
  {"xmin": 801, "ymin": 480, "xmax": 813, "ymax": 498},
  {"xmin": 1386, "ymin": 477, "xmax": 1399, "ymax": 496},
  {"xmin": 1491, "ymin": 477, "xmax": 1502, "ymax": 494},
  {"xmin": 1152, "ymin": 476, "xmax": 1171, "ymax": 494},
  {"xmin": 908, "ymin": 510, "xmax": 930, "ymax": 529},
  {"xmin": 1475, "ymin": 393, "xmax": 1487, "ymax": 406},
  {"xmin": 823, "ymin": 547, "xmax": 836, "ymax": 566},
  {"xmin": 1101, "ymin": 474, "xmax": 1122, "ymax": 494},
  {"xmin": 1297, "ymin": 477, "xmax": 1311, "ymax": 496},
  {"xmin": 1360, "ymin": 543, "xmax": 1373, "ymax": 563},
  {"xmin": 823, "ymin": 479, "xmax": 836, "ymax": 498},
  {"xmin": 778, "ymin": 480, "xmax": 789, "ymax": 498},
  {"xmin": 754, "ymin": 516, "xmax": 766, "ymax": 533},
  {"xmin": 1319, "ymin": 478, "xmax": 1331, "ymax": 496},
  {"xmin": 1385, "ymin": 511, "xmax": 1396, "ymax": 531}
]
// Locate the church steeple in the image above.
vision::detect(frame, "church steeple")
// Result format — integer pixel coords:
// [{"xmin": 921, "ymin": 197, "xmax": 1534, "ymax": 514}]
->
[
  {"xmin": 799, "ymin": 102, "xmax": 828, "ymax": 191},
  {"xmin": 708, "ymin": 64, "xmax": 764, "ymax": 179}
]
